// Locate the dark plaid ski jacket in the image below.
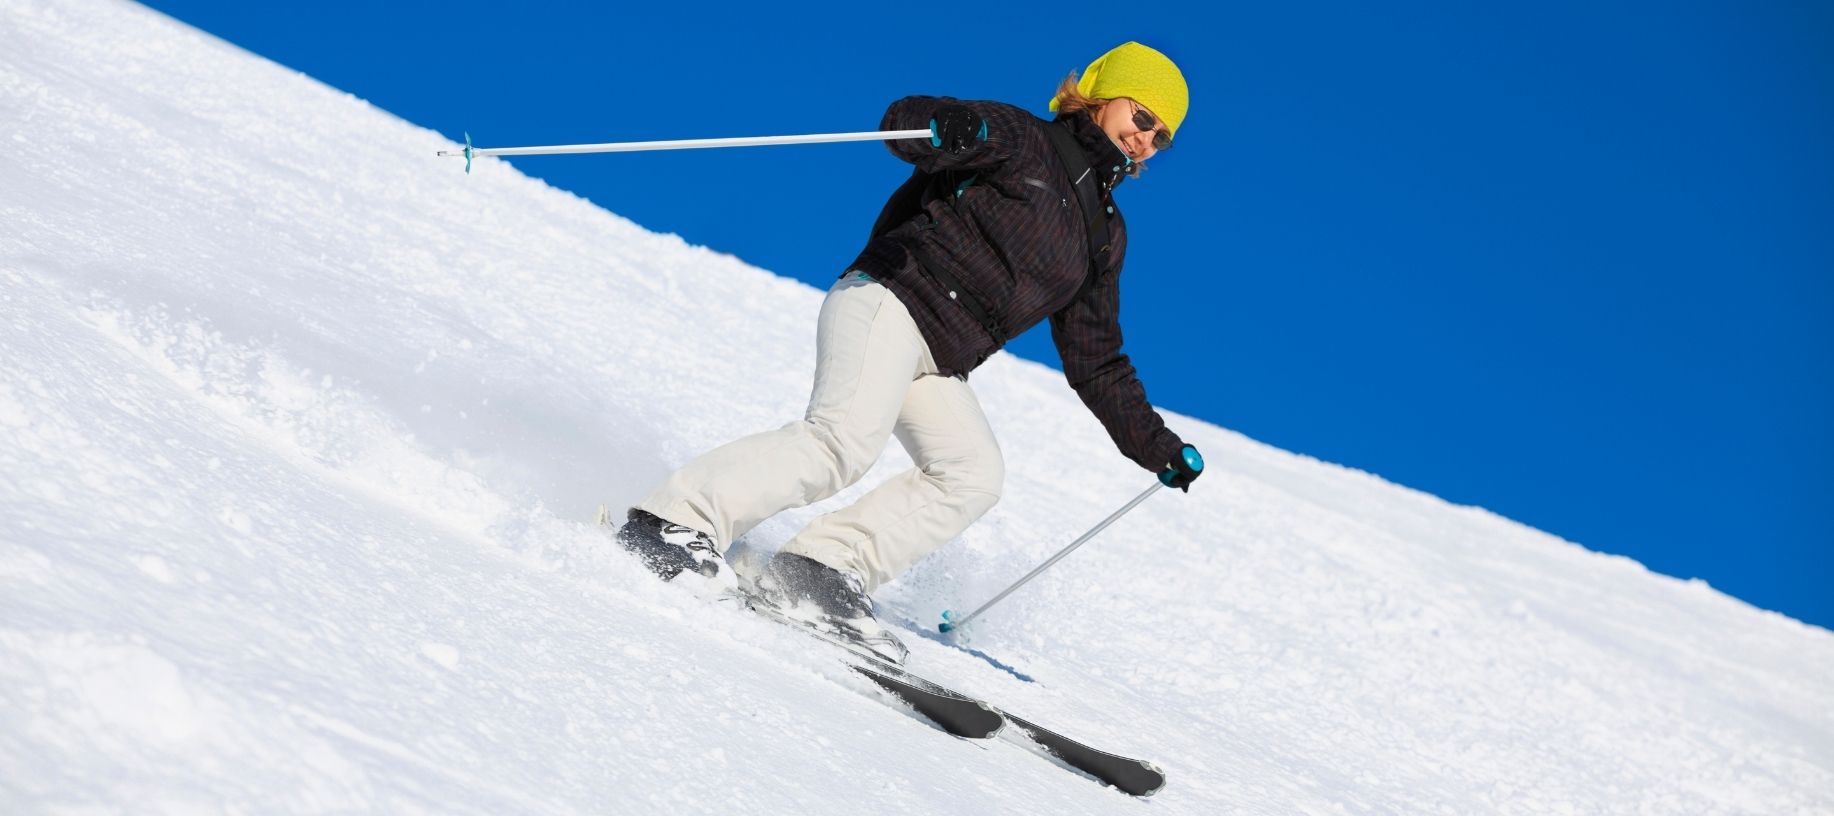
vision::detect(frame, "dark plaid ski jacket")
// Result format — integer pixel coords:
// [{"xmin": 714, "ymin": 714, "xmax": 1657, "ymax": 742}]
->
[{"xmin": 847, "ymin": 96, "xmax": 1186, "ymax": 474}]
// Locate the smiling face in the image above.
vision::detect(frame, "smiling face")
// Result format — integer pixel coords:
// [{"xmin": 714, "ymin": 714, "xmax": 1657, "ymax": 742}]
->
[{"xmin": 1094, "ymin": 97, "xmax": 1169, "ymax": 163}]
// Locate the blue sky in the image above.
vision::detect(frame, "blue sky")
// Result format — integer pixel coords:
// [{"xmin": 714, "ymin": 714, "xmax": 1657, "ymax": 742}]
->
[{"xmin": 137, "ymin": 0, "xmax": 1833, "ymax": 629}]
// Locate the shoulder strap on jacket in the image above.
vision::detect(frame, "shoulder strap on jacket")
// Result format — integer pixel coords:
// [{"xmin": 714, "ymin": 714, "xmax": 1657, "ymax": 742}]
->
[{"xmin": 1043, "ymin": 121, "xmax": 1113, "ymax": 299}]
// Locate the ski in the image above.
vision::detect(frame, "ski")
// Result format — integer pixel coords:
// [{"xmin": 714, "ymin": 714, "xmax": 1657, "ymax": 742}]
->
[
  {"xmin": 737, "ymin": 592, "xmax": 1166, "ymax": 796},
  {"xmin": 1003, "ymin": 713, "xmax": 1166, "ymax": 797},
  {"xmin": 855, "ymin": 639, "xmax": 1165, "ymax": 796},
  {"xmin": 850, "ymin": 663, "xmax": 1005, "ymax": 740},
  {"xmin": 740, "ymin": 598, "xmax": 1005, "ymax": 740}
]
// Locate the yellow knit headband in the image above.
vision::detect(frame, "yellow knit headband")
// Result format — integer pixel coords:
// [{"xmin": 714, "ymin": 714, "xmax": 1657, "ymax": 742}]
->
[{"xmin": 1049, "ymin": 41, "xmax": 1189, "ymax": 137}]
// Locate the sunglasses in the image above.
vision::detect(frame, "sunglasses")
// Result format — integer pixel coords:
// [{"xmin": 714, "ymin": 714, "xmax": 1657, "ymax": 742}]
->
[{"xmin": 1130, "ymin": 100, "xmax": 1172, "ymax": 151}]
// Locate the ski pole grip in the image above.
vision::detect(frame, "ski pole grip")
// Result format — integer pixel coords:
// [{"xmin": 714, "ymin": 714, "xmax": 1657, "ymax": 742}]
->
[{"xmin": 1157, "ymin": 445, "xmax": 1204, "ymax": 488}]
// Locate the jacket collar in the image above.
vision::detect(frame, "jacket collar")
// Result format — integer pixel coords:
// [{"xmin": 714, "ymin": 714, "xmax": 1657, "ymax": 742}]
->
[{"xmin": 1058, "ymin": 112, "xmax": 1132, "ymax": 193}]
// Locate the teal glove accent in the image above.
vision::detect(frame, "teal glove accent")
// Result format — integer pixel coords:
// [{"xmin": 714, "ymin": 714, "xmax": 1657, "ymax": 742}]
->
[
  {"xmin": 1159, "ymin": 445, "xmax": 1205, "ymax": 491},
  {"xmin": 930, "ymin": 105, "xmax": 986, "ymax": 153},
  {"xmin": 954, "ymin": 173, "xmax": 978, "ymax": 198}
]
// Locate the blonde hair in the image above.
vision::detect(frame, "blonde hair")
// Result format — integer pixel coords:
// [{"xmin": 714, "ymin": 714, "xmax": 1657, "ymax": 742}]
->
[
  {"xmin": 1053, "ymin": 72, "xmax": 1104, "ymax": 117},
  {"xmin": 1052, "ymin": 72, "xmax": 1147, "ymax": 178}
]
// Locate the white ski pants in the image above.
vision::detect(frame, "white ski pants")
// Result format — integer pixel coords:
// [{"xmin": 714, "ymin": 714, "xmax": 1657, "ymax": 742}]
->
[{"xmin": 638, "ymin": 271, "xmax": 1003, "ymax": 591}]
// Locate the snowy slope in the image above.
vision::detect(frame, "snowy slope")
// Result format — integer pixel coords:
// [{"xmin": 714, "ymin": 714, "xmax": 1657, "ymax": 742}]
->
[{"xmin": 3, "ymin": 0, "xmax": 1832, "ymax": 812}]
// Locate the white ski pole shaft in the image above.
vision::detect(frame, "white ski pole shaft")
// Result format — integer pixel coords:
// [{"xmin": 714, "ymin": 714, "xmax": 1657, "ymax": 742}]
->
[
  {"xmin": 437, "ymin": 129, "xmax": 934, "ymax": 171},
  {"xmin": 939, "ymin": 482, "xmax": 1164, "ymax": 634}
]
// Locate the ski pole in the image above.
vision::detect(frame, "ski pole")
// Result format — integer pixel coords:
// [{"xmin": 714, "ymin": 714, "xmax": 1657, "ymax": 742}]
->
[
  {"xmin": 939, "ymin": 447, "xmax": 1203, "ymax": 634},
  {"xmin": 939, "ymin": 482, "xmax": 1162, "ymax": 634},
  {"xmin": 437, "ymin": 129, "xmax": 934, "ymax": 173}
]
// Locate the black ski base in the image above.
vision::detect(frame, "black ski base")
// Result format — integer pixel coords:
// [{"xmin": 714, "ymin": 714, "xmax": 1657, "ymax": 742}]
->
[
  {"xmin": 737, "ymin": 591, "xmax": 1166, "ymax": 796},
  {"xmin": 740, "ymin": 597, "xmax": 1004, "ymax": 739},
  {"xmin": 852, "ymin": 664, "xmax": 1005, "ymax": 740},
  {"xmin": 1005, "ymin": 712, "xmax": 1166, "ymax": 797}
]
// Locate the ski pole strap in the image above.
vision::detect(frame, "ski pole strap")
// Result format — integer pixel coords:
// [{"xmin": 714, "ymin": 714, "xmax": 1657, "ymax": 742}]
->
[{"xmin": 1042, "ymin": 120, "xmax": 1113, "ymax": 300}]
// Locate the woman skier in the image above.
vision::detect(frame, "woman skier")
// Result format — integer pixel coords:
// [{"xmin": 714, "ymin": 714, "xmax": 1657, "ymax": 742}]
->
[{"xmin": 615, "ymin": 41, "xmax": 1205, "ymax": 662}]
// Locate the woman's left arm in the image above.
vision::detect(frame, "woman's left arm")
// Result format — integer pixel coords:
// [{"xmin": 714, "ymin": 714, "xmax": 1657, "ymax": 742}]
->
[
  {"xmin": 1048, "ymin": 257, "xmax": 1188, "ymax": 474},
  {"xmin": 880, "ymin": 96, "xmax": 1027, "ymax": 174}
]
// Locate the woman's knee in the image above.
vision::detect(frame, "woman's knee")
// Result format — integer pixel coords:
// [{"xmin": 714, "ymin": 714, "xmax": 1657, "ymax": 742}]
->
[
  {"xmin": 932, "ymin": 446, "xmax": 1004, "ymax": 510},
  {"xmin": 804, "ymin": 419, "xmax": 884, "ymax": 485}
]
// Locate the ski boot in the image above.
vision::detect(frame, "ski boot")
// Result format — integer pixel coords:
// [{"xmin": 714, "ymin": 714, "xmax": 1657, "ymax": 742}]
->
[
  {"xmin": 752, "ymin": 552, "xmax": 908, "ymax": 664},
  {"xmin": 612, "ymin": 508, "xmax": 731, "ymax": 587}
]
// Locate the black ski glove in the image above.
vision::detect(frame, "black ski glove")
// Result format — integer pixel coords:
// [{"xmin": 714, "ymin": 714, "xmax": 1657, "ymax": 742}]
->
[
  {"xmin": 1159, "ymin": 444, "xmax": 1205, "ymax": 492},
  {"xmin": 929, "ymin": 105, "xmax": 987, "ymax": 154}
]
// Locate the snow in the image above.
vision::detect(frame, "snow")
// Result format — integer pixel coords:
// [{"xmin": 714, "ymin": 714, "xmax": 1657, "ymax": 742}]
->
[{"xmin": 3, "ymin": 0, "xmax": 1832, "ymax": 812}]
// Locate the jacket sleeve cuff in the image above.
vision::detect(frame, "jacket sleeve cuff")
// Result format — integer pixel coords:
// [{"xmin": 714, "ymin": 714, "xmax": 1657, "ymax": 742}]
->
[{"xmin": 1138, "ymin": 432, "xmax": 1186, "ymax": 475}]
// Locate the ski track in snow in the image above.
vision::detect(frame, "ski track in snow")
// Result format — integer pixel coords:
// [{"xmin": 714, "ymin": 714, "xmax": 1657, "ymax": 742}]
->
[{"xmin": 3, "ymin": 0, "xmax": 1832, "ymax": 812}]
